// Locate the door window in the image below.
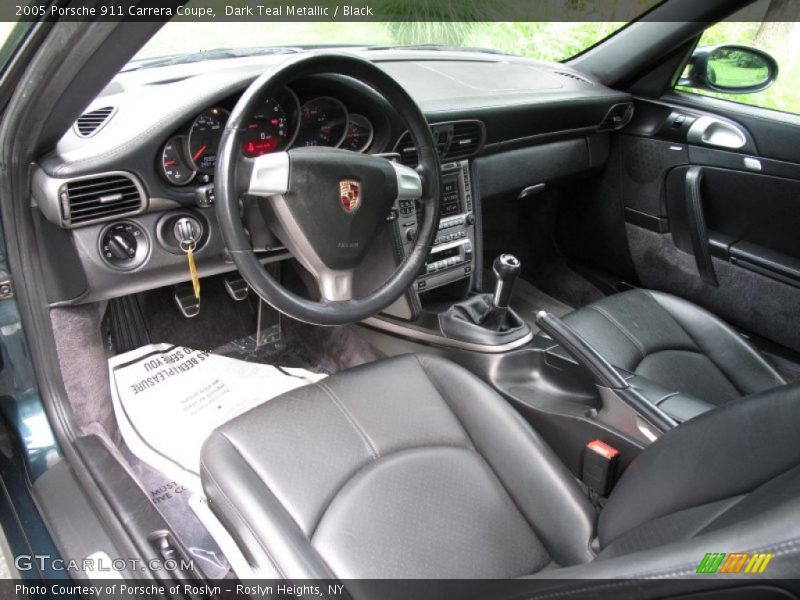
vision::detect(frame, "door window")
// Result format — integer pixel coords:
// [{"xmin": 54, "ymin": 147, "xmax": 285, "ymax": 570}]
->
[{"xmin": 675, "ymin": 1, "xmax": 800, "ymax": 115}]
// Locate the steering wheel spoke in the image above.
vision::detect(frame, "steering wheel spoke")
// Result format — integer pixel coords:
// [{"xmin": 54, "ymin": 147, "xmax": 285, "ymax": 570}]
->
[
  {"xmin": 318, "ymin": 269, "xmax": 354, "ymax": 302},
  {"xmin": 390, "ymin": 161, "xmax": 423, "ymax": 200},
  {"xmin": 247, "ymin": 152, "xmax": 290, "ymax": 197}
]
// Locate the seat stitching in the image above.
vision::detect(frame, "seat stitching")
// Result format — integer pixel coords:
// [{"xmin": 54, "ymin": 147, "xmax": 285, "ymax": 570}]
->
[
  {"xmin": 412, "ymin": 355, "xmax": 475, "ymax": 449},
  {"xmin": 413, "ymin": 354, "xmax": 554, "ymax": 572},
  {"xmin": 586, "ymin": 305, "xmax": 647, "ymax": 359},
  {"xmin": 652, "ymin": 391, "xmax": 680, "ymax": 407},
  {"xmin": 643, "ymin": 290, "xmax": 785, "ymax": 387},
  {"xmin": 691, "ymin": 494, "xmax": 748, "ymax": 536},
  {"xmin": 213, "ymin": 430, "xmax": 344, "ymax": 578},
  {"xmin": 199, "ymin": 445, "xmax": 286, "ymax": 578},
  {"xmin": 316, "ymin": 380, "xmax": 380, "ymax": 460},
  {"xmin": 642, "ymin": 290, "xmax": 744, "ymax": 395}
]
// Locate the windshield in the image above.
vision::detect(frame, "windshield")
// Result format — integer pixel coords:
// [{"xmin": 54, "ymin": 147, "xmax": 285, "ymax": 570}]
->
[{"xmin": 132, "ymin": 2, "xmax": 660, "ymax": 66}]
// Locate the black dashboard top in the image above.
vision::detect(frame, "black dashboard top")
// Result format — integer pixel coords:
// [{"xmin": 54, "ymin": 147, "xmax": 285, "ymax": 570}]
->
[
  {"xmin": 41, "ymin": 50, "xmax": 629, "ymax": 179},
  {"xmin": 32, "ymin": 49, "xmax": 631, "ymax": 306}
]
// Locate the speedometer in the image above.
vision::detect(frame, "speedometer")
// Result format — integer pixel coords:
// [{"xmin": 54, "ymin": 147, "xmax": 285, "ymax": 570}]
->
[
  {"xmin": 297, "ymin": 97, "xmax": 348, "ymax": 147},
  {"xmin": 241, "ymin": 88, "xmax": 300, "ymax": 157},
  {"xmin": 187, "ymin": 107, "xmax": 229, "ymax": 174}
]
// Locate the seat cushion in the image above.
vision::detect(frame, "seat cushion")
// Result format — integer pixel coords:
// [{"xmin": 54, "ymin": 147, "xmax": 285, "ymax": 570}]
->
[
  {"xmin": 561, "ymin": 289, "xmax": 785, "ymax": 407},
  {"xmin": 200, "ymin": 354, "xmax": 596, "ymax": 579}
]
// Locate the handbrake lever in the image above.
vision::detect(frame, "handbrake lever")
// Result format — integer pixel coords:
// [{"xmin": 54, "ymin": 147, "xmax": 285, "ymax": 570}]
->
[
  {"xmin": 535, "ymin": 310, "xmax": 677, "ymax": 435},
  {"xmin": 535, "ymin": 310, "xmax": 628, "ymax": 389}
]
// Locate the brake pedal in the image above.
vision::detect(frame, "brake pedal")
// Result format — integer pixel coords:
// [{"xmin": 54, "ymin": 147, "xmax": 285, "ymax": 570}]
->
[
  {"xmin": 223, "ymin": 275, "xmax": 249, "ymax": 301},
  {"xmin": 173, "ymin": 284, "xmax": 200, "ymax": 318}
]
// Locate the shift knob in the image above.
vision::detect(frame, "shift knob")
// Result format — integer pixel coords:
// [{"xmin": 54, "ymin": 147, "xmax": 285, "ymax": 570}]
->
[{"xmin": 492, "ymin": 254, "xmax": 521, "ymax": 309}]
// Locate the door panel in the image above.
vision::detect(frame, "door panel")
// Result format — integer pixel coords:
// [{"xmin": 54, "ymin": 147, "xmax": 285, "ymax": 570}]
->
[
  {"xmin": 665, "ymin": 165, "xmax": 800, "ymax": 285},
  {"xmin": 618, "ymin": 97, "xmax": 800, "ymax": 353}
]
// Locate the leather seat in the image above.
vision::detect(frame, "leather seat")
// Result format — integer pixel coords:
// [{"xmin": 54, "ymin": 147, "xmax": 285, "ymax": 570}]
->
[
  {"xmin": 200, "ymin": 354, "xmax": 800, "ymax": 583},
  {"xmin": 556, "ymin": 288, "xmax": 786, "ymax": 420}
]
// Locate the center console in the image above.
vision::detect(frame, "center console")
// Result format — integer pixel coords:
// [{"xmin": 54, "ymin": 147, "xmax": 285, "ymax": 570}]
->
[
  {"xmin": 394, "ymin": 160, "xmax": 476, "ymax": 293},
  {"xmin": 367, "ymin": 158, "xmax": 532, "ymax": 352},
  {"xmin": 359, "ymin": 149, "xmax": 666, "ymax": 483}
]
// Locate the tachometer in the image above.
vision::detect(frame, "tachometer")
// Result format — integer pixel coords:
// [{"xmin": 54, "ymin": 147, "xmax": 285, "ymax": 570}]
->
[
  {"xmin": 241, "ymin": 88, "xmax": 300, "ymax": 157},
  {"xmin": 297, "ymin": 96, "xmax": 348, "ymax": 147},
  {"xmin": 340, "ymin": 114, "xmax": 373, "ymax": 152},
  {"xmin": 160, "ymin": 136, "xmax": 195, "ymax": 186},
  {"xmin": 187, "ymin": 107, "xmax": 229, "ymax": 174}
]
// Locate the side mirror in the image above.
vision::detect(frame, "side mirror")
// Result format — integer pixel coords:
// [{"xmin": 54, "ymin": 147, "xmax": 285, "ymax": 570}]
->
[{"xmin": 678, "ymin": 44, "xmax": 779, "ymax": 94}]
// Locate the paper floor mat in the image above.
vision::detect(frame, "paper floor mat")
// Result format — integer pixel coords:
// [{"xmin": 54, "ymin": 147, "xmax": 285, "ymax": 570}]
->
[{"xmin": 109, "ymin": 343, "xmax": 327, "ymax": 491}]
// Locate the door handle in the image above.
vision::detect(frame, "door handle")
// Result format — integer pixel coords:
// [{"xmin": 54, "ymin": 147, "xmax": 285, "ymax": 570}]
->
[
  {"xmin": 687, "ymin": 116, "xmax": 747, "ymax": 149},
  {"xmin": 684, "ymin": 166, "xmax": 718, "ymax": 286}
]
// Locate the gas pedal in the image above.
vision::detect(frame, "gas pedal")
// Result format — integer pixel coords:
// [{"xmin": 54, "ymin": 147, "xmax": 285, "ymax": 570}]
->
[
  {"xmin": 173, "ymin": 284, "xmax": 200, "ymax": 318},
  {"xmin": 223, "ymin": 275, "xmax": 249, "ymax": 301}
]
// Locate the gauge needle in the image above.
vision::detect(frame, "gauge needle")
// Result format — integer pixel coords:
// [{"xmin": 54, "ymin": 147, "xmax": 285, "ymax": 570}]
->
[
  {"xmin": 192, "ymin": 144, "xmax": 208, "ymax": 162},
  {"xmin": 164, "ymin": 160, "xmax": 176, "ymax": 166}
]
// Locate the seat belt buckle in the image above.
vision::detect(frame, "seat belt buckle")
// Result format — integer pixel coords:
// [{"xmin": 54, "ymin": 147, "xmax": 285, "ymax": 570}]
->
[{"xmin": 582, "ymin": 440, "xmax": 619, "ymax": 497}]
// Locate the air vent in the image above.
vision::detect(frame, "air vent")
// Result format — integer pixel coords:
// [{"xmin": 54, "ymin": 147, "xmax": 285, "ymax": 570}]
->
[
  {"xmin": 394, "ymin": 120, "xmax": 485, "ymax": 166},
  {"xmin": 446, "ymin": 121, "xmax": 483, "ymax": 160},
  {"xmin": 395, "ymin": 132, "xmax": 418, "ymax": 166},
  {"xmin": 61, "ymin": 173, "xmax": 145, "ymax": 226},
  {"xmin": 598, "ymin": 103, "xmax": 634, "ymax": 131},
  {"xmin": 74, "ymin": 106, "xmax": 116, "ymax": 137},
  {"xmin": 552, "ymin": 70, "xmax": 594, "ymax": 85}
]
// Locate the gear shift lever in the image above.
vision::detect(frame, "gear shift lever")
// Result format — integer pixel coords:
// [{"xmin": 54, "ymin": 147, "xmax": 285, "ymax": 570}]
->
[
  {"xmin": 440, "ymin": 252, "xmax": 528, "ymax": 341},
  {"xmin": 492, "ymin": 254, "xmax": 521, "ymax": 309}
]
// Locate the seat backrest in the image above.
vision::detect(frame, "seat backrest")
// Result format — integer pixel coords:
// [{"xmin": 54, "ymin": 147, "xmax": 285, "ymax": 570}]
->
[
  {"xmin": 599, "ymin": 383, "xmax": 800, "ymax": 557},
  {"xmin": 560, "ymin": 289, "xmax": 786, "ymax": 402}
]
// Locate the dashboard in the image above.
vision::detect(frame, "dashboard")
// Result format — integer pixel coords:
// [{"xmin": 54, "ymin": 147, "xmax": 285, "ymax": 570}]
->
[
  {"xmin": 32, "ymin": 50, "xmax": 632, "ymax": 307},
  {"xmin": 159, "ymin": 88, "xmax": 377, "ymax": 187}
]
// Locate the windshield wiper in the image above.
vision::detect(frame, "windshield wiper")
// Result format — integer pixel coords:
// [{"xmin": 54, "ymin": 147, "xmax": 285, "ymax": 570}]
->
[
  {"xmin": 121, "ymin": 46, "xmax": 302, "ymax": 73},
  {"xmin": 366, "ymin": 44, "xmax": 509, "ymax": 56}
]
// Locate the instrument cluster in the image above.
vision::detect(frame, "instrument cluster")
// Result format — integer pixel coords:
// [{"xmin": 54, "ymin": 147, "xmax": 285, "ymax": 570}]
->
[{"xmin": 158, "ymin": 87, "xmax": 375, "ymax": 187}]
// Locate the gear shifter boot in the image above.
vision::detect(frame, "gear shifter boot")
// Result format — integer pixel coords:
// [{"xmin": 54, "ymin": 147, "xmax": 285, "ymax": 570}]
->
[
  {"xmin": 439, "ymin": 293, "xmax": 530, "ymax": 346},
  {"xmin": 451, "ymin": 294, "xmax": 520, "ymax": 331}
]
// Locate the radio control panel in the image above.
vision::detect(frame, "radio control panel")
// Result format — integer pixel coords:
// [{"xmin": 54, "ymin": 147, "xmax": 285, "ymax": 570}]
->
[{"xmin": 394, "ymin": 160, "xmax": 475, "ymax": 293}]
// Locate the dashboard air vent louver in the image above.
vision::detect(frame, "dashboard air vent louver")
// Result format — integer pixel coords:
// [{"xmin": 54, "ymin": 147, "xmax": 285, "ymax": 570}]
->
[
  {"xmin": 75, "ymin": 106, "xmax": 115, "ymax": 137},
  {"xmin": 552, "ymin": 70, "xmax": 594, "ymax": 85},
  {"xmin": 598, "ymin": 103, "xmax": 634, "ymax": 131},
  {"xmin": 62, "ymin": 173, "xmax": 144, "ymax": 226},
  {"xmin": 394, "ymin": 120, "xmax": 485, "ymax": 167},
  {"xmin": 395, "ymin": 132, "xmax": 418, "ymax": 166},
  {"xmin": 446, "ymin": 121, "xmax": 483, "ymax": 160}
]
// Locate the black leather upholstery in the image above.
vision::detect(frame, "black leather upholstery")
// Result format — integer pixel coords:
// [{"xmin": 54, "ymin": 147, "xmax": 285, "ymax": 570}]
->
[
  {"xmin": 201, "ymin": 353, "xmax": 800, "ymax": 582},
  {"xmin": 559, "ymin": 289, "xmax": 785, "ymax": 418},
  {"xmin": 598, "ymin": 383, "xmax": 800, "ymax": 557},
  {"xmin": 201, "ymin": 354, "xmax": 595, "ymax": 579}
]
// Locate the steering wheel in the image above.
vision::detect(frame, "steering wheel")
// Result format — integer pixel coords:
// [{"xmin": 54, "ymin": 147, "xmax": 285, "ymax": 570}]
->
[{"xmin": 215, "ymin": 53, "xmax": 441, "ymax": 326}]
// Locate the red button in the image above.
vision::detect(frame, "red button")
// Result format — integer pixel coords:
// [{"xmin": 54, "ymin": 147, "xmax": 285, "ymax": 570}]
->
[{"xmin": 587, "ymin": 440, "xmax": 619, "ymax": 460}]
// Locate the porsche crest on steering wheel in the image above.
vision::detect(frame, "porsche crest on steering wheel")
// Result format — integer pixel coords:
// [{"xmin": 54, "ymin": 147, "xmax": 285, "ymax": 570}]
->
[{"xmin": 339, "ymin": 179, "xmax": 362, "ymax": 213}]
